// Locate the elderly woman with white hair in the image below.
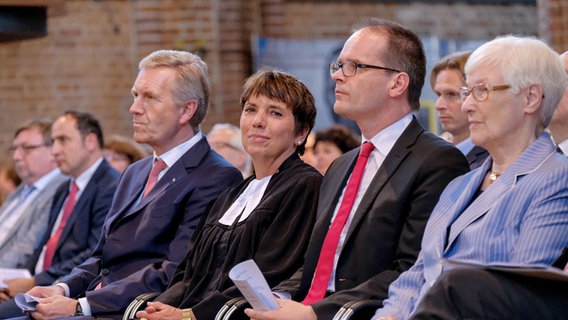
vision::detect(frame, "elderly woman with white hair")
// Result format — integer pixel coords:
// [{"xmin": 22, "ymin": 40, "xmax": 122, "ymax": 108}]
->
[{"xmin": 373, "ymin": 34, "xmax": 568, "ymax": 320}]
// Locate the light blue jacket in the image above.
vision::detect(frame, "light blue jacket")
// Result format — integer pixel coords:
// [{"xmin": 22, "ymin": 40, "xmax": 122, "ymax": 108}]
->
[
  {"xmin": 0, "ymin": 171, "xmax": 68, "ymax": 268},
  {"xmin": 374, "ymin": 132, "xmax": 568, "ymax": 319}
]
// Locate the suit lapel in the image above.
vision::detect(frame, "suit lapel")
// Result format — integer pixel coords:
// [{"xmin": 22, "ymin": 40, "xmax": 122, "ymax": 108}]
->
[
  {"xmin": 112, "ymin": 138, "xmax": 211, "ymax": 223},
  {"xmin": 304, "ymin": 149, "xmax": 356, "ymax": 276},
  {"xmin": 345, "ymin": 118, "xmax": 421, "ymax": 241},
  {"xmin": 55, "ymin": 161, "xmax": 109, "ymax": 252},
  {"xmin": 445, "ymin": 133, "xmax": 557, "ymax": 249}
]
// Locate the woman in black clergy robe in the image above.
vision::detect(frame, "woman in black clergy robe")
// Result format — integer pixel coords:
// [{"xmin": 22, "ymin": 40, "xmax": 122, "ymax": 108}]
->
[{"xmin": 136, "ymin": 68, "xmax": 322, "ymax": 320}]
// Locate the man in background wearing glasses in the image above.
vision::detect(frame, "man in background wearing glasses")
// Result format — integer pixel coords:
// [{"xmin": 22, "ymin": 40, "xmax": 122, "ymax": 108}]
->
[
  {"xmin": 0, "ymin": 119, "xmax": 68, "ymax": 270},
  {"xmin": 246, "ymin": 18, "xmax": 469, "ymax": 320}
]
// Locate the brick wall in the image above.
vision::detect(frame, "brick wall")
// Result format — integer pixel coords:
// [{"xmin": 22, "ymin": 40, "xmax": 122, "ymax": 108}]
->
[
  {"xmin": 539, "ymin": 0, "xmax": 568, "ymax": 52},
  {"xmin": 0, "ymin": 0, "xmax": 559, "ymax": 154}
]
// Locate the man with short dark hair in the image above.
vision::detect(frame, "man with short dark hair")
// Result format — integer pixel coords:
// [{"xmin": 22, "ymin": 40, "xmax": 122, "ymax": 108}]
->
[
  {"xmin": 431, "ymin": 51, "xmax": 488, "ymax": 169},
  {"xmin": 0, "ymin": 111, "xmax": 120, "ymax": 318},
  {"xmin": 246, "ymin": 18, "xmax": 469, "ymax": 320}
]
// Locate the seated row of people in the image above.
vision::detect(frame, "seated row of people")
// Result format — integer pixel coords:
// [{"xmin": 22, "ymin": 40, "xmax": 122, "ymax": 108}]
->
[
  {"xmin": 1, "ymin": 17, "xmax": 566, "ymax": 320},
  {"xmin": 0, "ymin": 112, "xmax": 121, "ymax": 315}
]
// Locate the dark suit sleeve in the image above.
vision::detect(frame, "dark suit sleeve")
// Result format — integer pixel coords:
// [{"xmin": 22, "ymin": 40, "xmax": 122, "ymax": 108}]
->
[
  {"xmin": 311, "ymin": 145, "xmax": 469, "ymax": 318},
  {"xmin": 411, "ymin": 267, "xmax": 568, "ymax": 320},
  {"xmin": 34, "ymin": 169, "xmax": 118, "ymax": 285},
  {"xmin": 156, "ymin": 198, "xmax": 217, "ymax": 307}
]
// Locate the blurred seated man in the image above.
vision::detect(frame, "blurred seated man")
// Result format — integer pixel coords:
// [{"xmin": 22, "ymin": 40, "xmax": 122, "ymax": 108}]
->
[
  {"xmin": 207, "ymin": 123, "xmax": 252, "ymax": 178},
  {"xmin": 313, "ymin": 124, "xmax": 360, "ymax": 174},
  {"xmin": 103, "ymin": 134, "xmax": 150, "ymax": 173},
  {"xmin": 20, "ymin": 49, "xmax": 242, "ymax": 319},
  {"xmin": 431, "ymin": 51, "xmax": 489, "ymax": 169},
  {"xmin": 0, "ymin": 119, "xmax": 68, "ymax": 269},
  {"xmin": 0, "ymin": 111, "xmax": 120, "ymax": 318}
]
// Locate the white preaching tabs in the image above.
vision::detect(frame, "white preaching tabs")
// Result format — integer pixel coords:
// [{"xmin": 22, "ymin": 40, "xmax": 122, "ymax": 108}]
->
[{"xmin": 229, "ymin": 259, "xmax": 279, "ymax": 310}]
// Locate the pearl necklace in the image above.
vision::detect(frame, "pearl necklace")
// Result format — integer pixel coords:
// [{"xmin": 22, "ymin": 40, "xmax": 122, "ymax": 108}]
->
[{"xmin": 488, "ymin": 171, "xmax": 501, "ymax": 183}]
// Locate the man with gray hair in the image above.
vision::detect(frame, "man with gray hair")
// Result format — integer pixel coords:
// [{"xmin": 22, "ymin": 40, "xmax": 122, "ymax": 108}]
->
[{"xmin": 25, "ymin": 50, "xmax": 242, "ymax": 319}]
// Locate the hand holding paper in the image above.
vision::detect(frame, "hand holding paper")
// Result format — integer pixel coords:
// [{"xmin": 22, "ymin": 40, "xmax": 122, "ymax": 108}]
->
[{"xmin": 229, "ymin": 259, "xmax": 279, "ymax": 310}]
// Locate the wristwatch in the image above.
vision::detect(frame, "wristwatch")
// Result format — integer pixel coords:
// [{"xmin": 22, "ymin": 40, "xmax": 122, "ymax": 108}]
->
[{"xmin": 74, "ymin": 301, "xmax": 84, "ymax": 316}]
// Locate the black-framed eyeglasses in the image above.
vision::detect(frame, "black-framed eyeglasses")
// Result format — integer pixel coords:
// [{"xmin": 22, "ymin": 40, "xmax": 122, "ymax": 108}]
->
[
  {"xmin": 329, "ymin": 61, "xmax": 401, "ymax": 77},
  {"xmin": 459, "ymin": 83, "xmax": 511, "ymax": 103},
  {"xmin": 9, "ymin": 143, "xmax": 47, "ymax": 154}
]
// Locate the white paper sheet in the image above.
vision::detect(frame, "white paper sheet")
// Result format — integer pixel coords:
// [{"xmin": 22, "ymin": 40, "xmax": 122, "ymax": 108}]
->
[
  {"xmin": 0, "ymin": 268, "xmax": 31, "ymax": 288},
  {"xmin": 229, "ymin": 259, "xmax": 279, "ymax": 310}
]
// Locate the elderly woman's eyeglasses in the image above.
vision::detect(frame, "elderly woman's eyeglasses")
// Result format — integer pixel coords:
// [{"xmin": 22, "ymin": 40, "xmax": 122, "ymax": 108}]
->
[
  {"xmin": 459, "ymin": 83, "xmax": 511, "ymax": 103},
  {"xmin": 330, "ymin": 61, "xmax": 400, "ymax": 77}
]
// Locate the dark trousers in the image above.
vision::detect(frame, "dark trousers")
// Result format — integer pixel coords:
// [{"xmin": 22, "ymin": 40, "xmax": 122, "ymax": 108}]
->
[
  {"xmin": 411, "ymin": 267, "xmax": 568, "ymax": 320},
  {"xmin": 0, "ymin": 298, "xmax": 24, "ymax": 319}
]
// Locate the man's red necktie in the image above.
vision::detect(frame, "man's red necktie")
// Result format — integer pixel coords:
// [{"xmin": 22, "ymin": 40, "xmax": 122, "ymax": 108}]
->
[
  {"xmin": 303, "ymin": 142, "xmax": 375, "ymax": 305},
  {"xmin": 142, "ymin": 158, "xmax": 167, "ymax": 198},
  {"xmin": 43, "ymin": 182, "xmax": 79, "ymax": 269}
]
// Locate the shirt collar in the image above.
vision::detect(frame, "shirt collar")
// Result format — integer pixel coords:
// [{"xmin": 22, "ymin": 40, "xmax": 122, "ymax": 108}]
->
[
  {"xmin": 73, "ymin": 157, "xmax": 104, "ymax": 191},
  {"xmin": 456, "ymin": 138, "xmax": 475, "ymax": 156},
  {"xmin": 32, "ymin": 168, "xmax": 64, "ymax": 191},
  {"xmin": 153, "ymin": 133, "xmax": 204, "ymax": 168},
  {"xmin": 364, "ymin": 113, "xmax": 413, "ymax": 157}
]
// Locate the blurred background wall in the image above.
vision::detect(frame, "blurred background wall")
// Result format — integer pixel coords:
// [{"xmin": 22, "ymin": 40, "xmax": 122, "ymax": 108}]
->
[{"xmin": 0, "ymin": 0, "xmax": 565, "ymax": 150}]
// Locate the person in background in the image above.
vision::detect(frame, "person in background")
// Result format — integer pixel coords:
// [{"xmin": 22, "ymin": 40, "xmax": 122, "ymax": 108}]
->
[
  {"xmin": 0, "ymin": 119, "xmax": 68, "ymax": 268},
  {"xmin": 207, "ymin": 123, "xmax": 252, "ymax": 178},
  {"xmin": 0, "ymin": 158, "xmax": 21, "ymax": 206},
  {"xmin": 246, "ymin": 18, "xmax": 469, "ymax": 320},
  {"xmin": 313, "ymin": 124, "xmax": 360, "ymax": 174},
  {"xmin": 135, "ymin": 68, "xmax": 322, "ymax": 320},
  {"xmin": 549, "ymin": 51, "xmax": 568, "ymax": 154},
  {"xmin": 431, "ymin": 51, "xmax": 489, "ymax": 169},
  {"xmin": 23, "ymin": 49, "xmax": 242, "ymax": 319},
  {"xmin": 373, "ymin": 35, "xmax": 568, "ymax": 320},
  {"xmin": 300, "ymin": 133, "xmax": 317, "ymax": 168},
  {"xmin": 103, "ymin": 134, "xmax": 149, "ymax": 173},
  {"xmin": 0, "ymin": 111, "xmax": 120, "ymax": 318}
]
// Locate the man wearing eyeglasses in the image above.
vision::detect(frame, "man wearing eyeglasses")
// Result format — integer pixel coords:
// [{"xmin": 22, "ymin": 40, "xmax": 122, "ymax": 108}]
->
[
  {"xmin": 431, "ymin": 51, "xmax": 489, "ymax": 169},
  {"xmin": 0, "ymin": 119, "xmax": 68, "ymax": 269},
  {"xmin": 246, "ymin": 18, "xmax": 469, "ymax": 320}
]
